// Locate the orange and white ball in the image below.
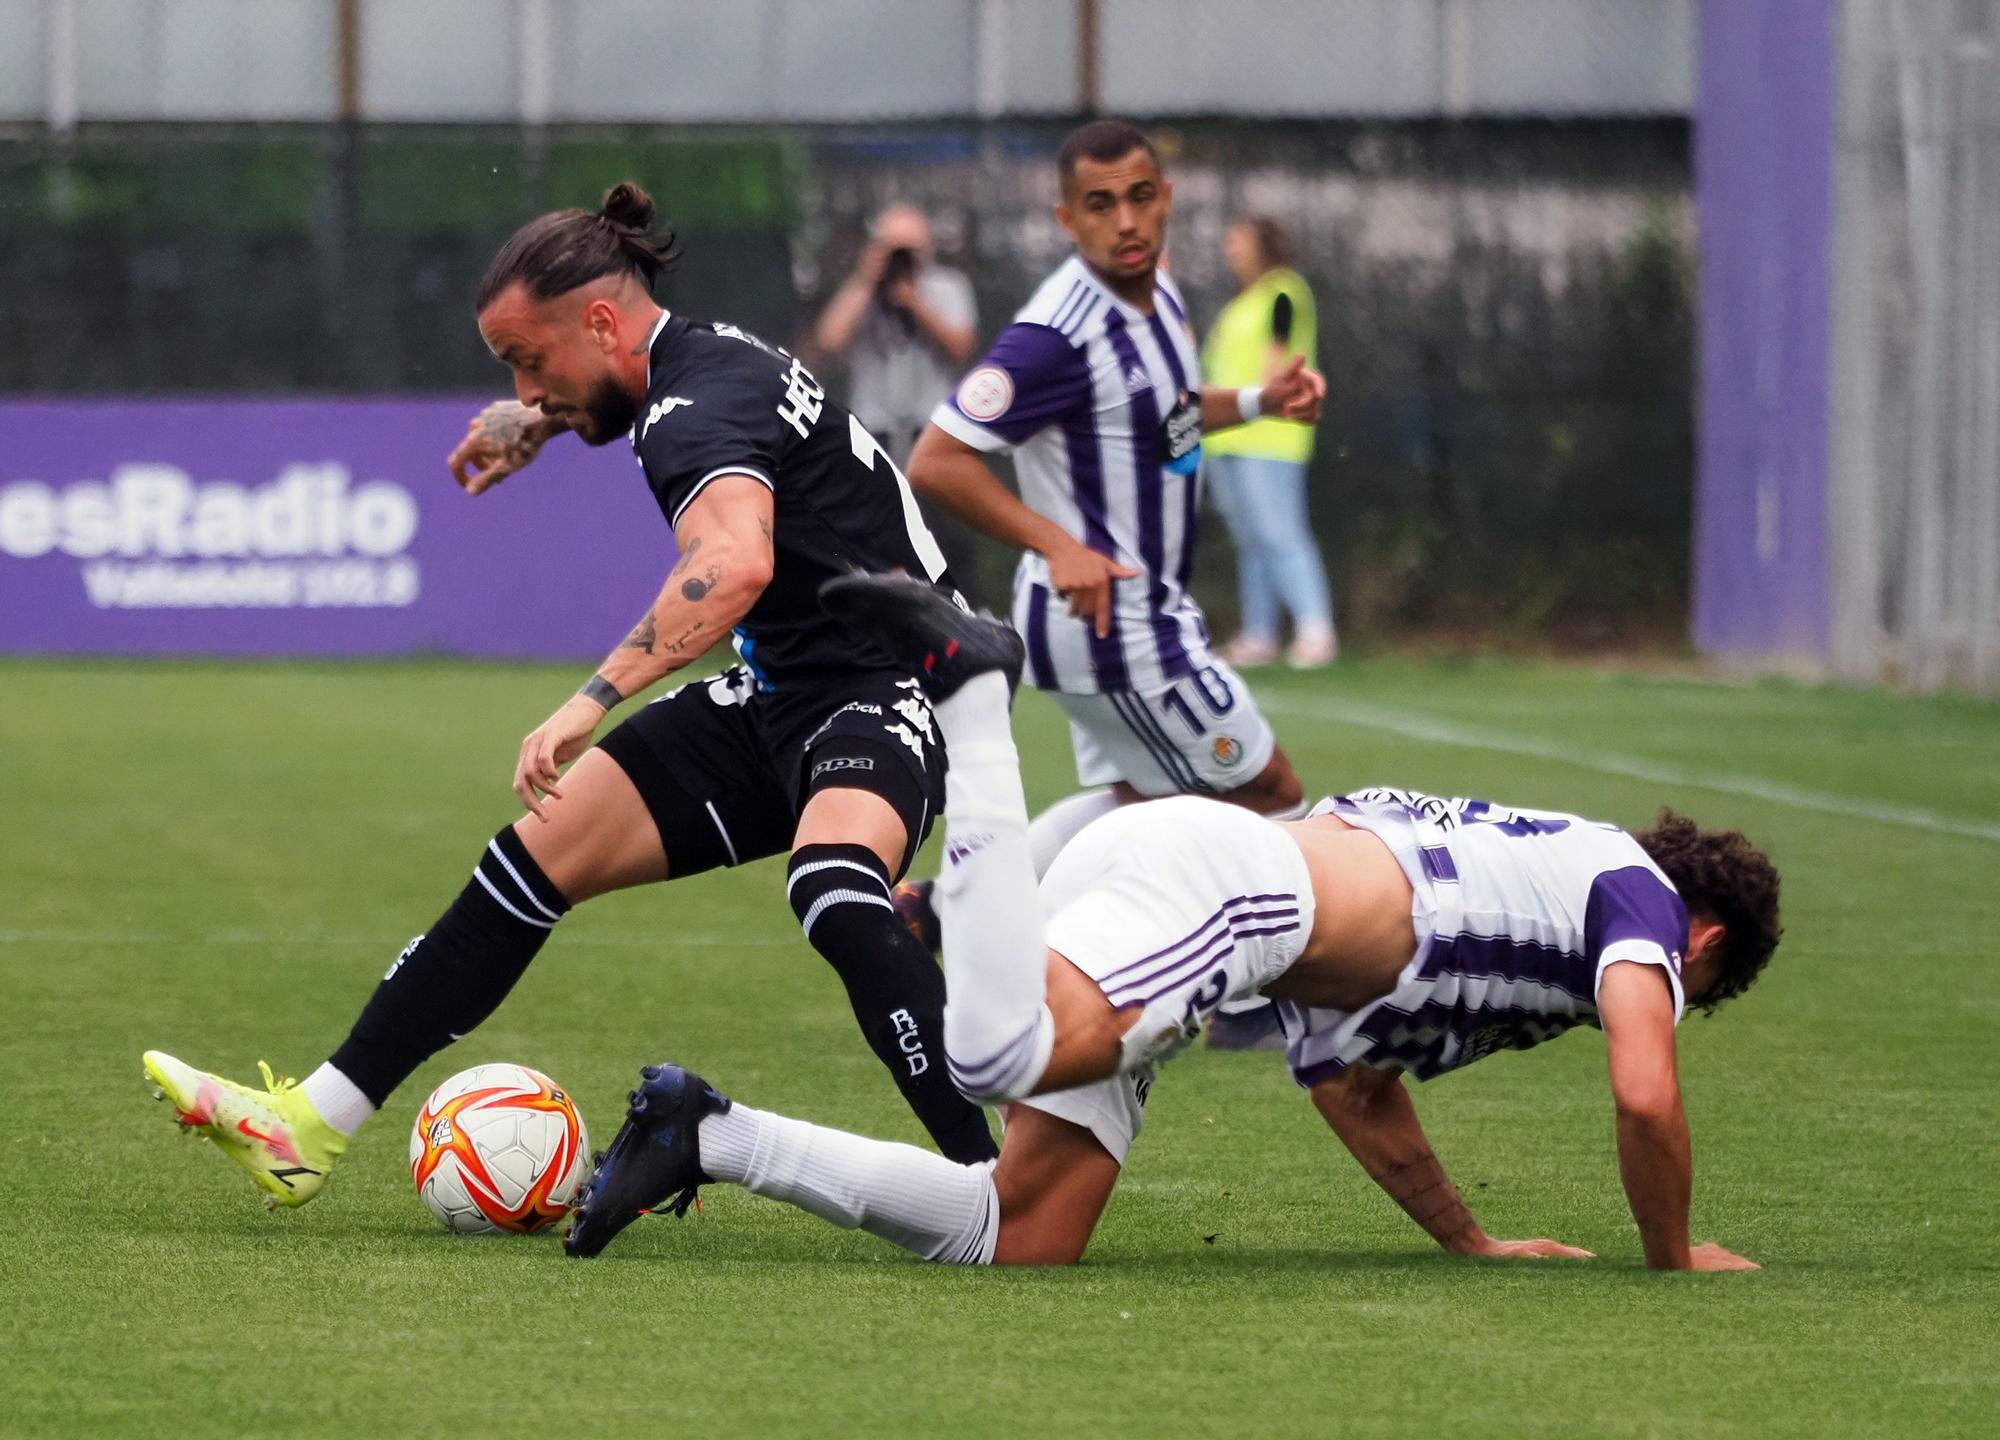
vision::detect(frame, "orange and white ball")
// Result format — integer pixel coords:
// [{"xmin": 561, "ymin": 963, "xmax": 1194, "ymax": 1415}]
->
[{"xmin": 409, "ymin": 1063, "xmax": 588, "ymax": 1235}]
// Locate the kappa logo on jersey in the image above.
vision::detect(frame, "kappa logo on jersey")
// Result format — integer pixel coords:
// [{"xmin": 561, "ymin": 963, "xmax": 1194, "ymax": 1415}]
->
[
  {"xmin": 956, "ymin": 366, "xmax": 1014, "ymax": 422},
  {"xmin": 640, "ymin": 395, "xmax": 693, "ymax": 438}
]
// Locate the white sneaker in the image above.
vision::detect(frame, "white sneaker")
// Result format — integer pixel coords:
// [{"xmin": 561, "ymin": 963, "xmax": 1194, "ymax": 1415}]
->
[{"xmin": 1286, "ymin": 626, "xmax": 1338, "ymax": 669}]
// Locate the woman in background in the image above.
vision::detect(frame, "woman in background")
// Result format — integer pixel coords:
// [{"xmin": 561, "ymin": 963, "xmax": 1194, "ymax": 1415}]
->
[{"xmin": 1203, "ymin": 215, "xmax": 1336, "ymax": 669}]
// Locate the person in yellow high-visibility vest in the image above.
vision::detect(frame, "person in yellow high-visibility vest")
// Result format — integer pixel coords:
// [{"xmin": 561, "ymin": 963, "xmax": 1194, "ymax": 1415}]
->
[{"xmin": 1202, "ymin": 216, "xmax": 1336, "ymax": 669}]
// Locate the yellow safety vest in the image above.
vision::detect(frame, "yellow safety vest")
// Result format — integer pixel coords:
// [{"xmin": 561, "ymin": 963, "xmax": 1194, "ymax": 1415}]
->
[{"xmin": 1201, "ymin": 266, "xmax": 1317, "ymax": 462}]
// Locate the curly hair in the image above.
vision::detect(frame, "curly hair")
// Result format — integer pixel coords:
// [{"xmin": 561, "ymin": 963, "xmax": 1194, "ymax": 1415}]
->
[{"xmin": 1631, "ymin": 809, "xmax": 1782, "ymax": 1014}]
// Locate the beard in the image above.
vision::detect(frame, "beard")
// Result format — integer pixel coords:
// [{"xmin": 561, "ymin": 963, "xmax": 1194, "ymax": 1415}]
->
[{"xmin": 569, "ymin": 375, "xmax": 639, "ymax": 446}]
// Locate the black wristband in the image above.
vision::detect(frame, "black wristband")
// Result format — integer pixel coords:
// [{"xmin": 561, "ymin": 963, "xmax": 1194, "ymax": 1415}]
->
[{"xmin": 579, "ymin": 673, "xmax": 625, "ymax": 711}]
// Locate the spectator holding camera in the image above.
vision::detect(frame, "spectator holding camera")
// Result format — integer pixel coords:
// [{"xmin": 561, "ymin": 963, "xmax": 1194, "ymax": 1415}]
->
[
  {"xmin": 814, "ymin": 204, "xmax": 979, "ymax": 459},
  {"xmin": 815, "ymin": 204, "xmax": 983, "ymax": 595}
]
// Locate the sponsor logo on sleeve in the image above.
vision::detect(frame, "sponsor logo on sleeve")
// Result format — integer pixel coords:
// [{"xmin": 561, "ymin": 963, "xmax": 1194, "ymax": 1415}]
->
[
  {"xmin": 640, "ymin": 395, "xmax": 692, "ymax": 438},
  {"xmin": 956, "ymin": 366, "xmax": 1014, "ymax": 422}
]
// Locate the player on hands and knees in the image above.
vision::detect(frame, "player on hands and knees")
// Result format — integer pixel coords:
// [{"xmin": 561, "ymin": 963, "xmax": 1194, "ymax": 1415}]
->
[
  {"xmin": 142, "ymin": 185, "xmax": 999, "ymax": 1211},
  {"xmin": 889, "ymin": 121, "xmax": 1326, "ymax": 1050},
  {"xmin": 567, "ymin": 573, "xmax": 1779, "ymax": 1270}
]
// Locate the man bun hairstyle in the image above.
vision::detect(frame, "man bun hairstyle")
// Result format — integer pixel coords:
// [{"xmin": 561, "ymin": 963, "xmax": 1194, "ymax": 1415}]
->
[
  {"xmin": 1057, "ymin": 119, "xmax": 1160, "ymax": 188},
  {"xmin": 476, "ymin": 181, "xmax": 681, "ymax": 311},
  {"xmin": 1632, "ymin": 808, "xmax": 1782, "ymax": 1014}
]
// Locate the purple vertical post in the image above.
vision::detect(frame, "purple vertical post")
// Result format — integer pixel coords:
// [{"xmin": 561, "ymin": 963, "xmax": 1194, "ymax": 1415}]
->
[{"xmin": 1693, "ymin": 0, "xmax": 1836, "ymax": 660}]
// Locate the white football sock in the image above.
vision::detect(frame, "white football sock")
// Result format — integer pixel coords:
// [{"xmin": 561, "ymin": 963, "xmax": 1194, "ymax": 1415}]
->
[
  {"xmin": 1027, "ymin": 788, "xmax": 1123, "ymax": 877},
  {"xmin": 698, "ymin": 1105, "xmax": 997, "ymax": 1265},
  {"xmin": 932, "ymin": 672, "xmax": 1054, "ymax": 1103},
  {"xmin": 300, "ymin": 1063, "xmax": 376, "ymax": 1138}
]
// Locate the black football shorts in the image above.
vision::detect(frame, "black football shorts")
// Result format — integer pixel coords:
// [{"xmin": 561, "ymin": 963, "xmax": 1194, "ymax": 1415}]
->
[{"xmin": 595, "ymin": 664, "xmax": 945, "ymax": 879}]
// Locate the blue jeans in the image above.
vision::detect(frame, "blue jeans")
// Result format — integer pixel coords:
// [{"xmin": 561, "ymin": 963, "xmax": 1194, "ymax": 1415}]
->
[{"xmin": 1206, "ymin": 453, "xmax": 1333, "ymax": 644}]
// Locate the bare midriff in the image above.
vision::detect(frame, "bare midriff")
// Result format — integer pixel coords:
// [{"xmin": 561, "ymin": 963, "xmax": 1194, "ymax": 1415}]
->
[{"xmin": 1259, "ymin": 812, "xmax": 1419, "ymax": 1012}]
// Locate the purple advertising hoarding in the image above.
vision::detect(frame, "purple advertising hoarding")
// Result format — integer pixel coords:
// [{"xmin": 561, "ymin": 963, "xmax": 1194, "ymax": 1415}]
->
[{"xmin": 0, "ymin": 398, "xmax": 677, "ymax": 658}]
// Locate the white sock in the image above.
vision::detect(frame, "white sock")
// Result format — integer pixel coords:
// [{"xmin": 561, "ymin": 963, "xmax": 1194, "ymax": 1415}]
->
[
  {"xmin": 1027, "ymin": 788, "xmax": 1123, "ymax": 876},
  {"xmin": 698, "ymin": 1104, "xmax": 998, "ymax": 1265},
  {"xmin": 301, "ymin": 1063, "xmax": 375, "ymax": 1138},
  {"xmin": 932, "ymin": 672, "xmax": 1055, "ymax": 1103}
]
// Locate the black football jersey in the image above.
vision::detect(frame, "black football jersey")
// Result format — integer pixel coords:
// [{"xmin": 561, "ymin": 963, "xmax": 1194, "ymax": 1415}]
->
[{"xmin": 632, "ymin": 314, "xmax": 955, "ymax": 687}]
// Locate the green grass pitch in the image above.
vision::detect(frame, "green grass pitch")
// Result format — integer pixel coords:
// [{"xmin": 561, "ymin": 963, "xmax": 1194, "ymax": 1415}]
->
[{"xmin": 4, "ymin": 656, "xmax": 1996, "ymax": 1438}]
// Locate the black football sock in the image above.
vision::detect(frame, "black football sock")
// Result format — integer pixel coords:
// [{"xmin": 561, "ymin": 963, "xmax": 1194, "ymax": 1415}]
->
[
  {"xmin": 328, "ymin": 827, "xmax": 571, "ymax": 1106},
  {"xmin": 787, "ymin": 844, "xmax": 999, "ymax": 1164}
]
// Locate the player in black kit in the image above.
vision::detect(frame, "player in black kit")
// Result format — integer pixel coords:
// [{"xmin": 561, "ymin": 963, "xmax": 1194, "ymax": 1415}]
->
[{"xmin": 139, "ymin": 183, "xmax": 997, "ymax": 1212}]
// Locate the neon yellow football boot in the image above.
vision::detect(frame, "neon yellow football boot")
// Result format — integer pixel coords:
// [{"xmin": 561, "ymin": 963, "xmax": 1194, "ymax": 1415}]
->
[{"xmin": 142, "ymin": 1051, "xmax": 349, "ymax": 1209}]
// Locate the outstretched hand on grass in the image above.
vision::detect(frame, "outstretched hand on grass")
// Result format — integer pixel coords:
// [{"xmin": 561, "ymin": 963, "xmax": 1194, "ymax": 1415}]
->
[
  {"xmin": 1685, "ymin": 1242, "xmax": 1760, "ymax": 1272},
  {"xmin": 1471, "ymin": 1236, "xmax": 1596, "ymax": 1261}
]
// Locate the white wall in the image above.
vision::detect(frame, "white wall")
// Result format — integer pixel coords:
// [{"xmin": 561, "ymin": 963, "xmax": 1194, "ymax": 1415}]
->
[{"xmin": 4, "ymin": 0, "xmax": 1693, "ymax": 125}]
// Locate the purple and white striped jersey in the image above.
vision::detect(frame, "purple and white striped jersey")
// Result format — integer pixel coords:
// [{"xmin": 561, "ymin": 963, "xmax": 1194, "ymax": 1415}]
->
[
  {"xmin": 930, "ymin": 256, "xmax": 1208, "ymax": 696},
  {"xmin": 1280, "ymin": 787, "xmax": 1691, "ymax": 1086}
]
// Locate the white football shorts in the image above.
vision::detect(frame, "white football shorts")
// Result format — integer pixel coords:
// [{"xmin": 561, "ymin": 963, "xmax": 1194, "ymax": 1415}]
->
[
  {"xmin": 1045, "ymin": 655, "xmax": 1276, "ymax": 798},
  {"xmin": 1017, "ymin": 796, "xmax": 1315, "ymax": 1163}
]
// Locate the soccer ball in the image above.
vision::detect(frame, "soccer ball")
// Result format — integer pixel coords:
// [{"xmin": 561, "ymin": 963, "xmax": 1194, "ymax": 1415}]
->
[{"xmin": 409, "ymin": 1063, "xmax": 589, "ymax": 1235}]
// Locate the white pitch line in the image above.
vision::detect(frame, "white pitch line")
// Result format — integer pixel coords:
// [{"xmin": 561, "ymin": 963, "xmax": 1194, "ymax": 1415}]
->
[{"xmin": 1257, "ymin": 692, "xmax": 2000, "ymax": 844}]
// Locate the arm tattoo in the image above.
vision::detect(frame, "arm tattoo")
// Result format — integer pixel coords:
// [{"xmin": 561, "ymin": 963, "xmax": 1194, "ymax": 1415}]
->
[
  {"xmin": 621, "ymin": 610, "xmax": 658, "ymax": 654},
  {"xmin": 1380, "ymin": 1149, "xmax": 1477, "ymax": 1246},
  {"xmin": 680, "ymin": 563, "xmax": 721, "ymax": 603},
  {"xmin": 661, "ymin": 619, "xmax": 706, "ymax": 655},
  {"xmin": 480, "ymin": 406, "xmax": 541, "ymax": 467},
  {"xmin": 669, "ymin": 535, "xmax": 703, "ymax": 576}
]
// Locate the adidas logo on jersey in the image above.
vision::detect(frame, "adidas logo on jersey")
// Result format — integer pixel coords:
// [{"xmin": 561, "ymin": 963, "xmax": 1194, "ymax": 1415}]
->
[
  {"xmin": 1124, "ymin": 365, "xmax": 1151, "ymax": 395},
  {"xmin": 641, "ymin": 395, "xmax": 693, "ymax": 438}
]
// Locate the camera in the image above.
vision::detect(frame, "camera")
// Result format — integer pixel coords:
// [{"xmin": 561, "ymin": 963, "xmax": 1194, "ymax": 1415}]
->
[{"xmin": 877, "ymin": 246, "xmax": 918, "ymax": 303}]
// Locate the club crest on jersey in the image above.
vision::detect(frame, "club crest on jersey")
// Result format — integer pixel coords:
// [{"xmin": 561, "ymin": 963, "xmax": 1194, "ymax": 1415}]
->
[
  {"xmin": 641, "ymin": 395, "xmax": 693, "ymax": 438},
  {"xmin": 1211, "ymin": 734, "xmax": 1245, "ymax": 767},
  {"xmin": 957, "ymin": 366, "xmax": 1014, "ymax": 422}
]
